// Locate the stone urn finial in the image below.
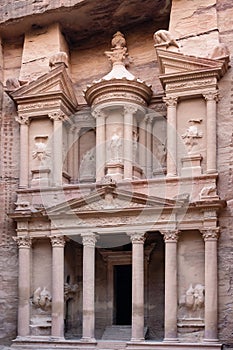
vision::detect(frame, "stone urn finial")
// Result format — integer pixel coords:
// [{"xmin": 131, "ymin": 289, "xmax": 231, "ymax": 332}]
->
[{"xmin": 105, "ymin": 32, "xmax": 128, "ymax": 66}]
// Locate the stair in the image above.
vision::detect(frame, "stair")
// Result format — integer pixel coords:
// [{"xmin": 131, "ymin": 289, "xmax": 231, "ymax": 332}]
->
[
  {"xmin": 97, "ymin": 340, "xmax": 127, "ymax": 350},
  {"xmin": 102, "ymin": 325, "xmax": 132, "ymax": 340}
]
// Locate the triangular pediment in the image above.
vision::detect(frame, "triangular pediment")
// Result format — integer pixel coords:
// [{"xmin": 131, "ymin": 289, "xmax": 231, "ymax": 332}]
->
[
  {"xmin": 156, "ymin": 48, "xmax": 228, "ymax": 78},
  {"xmin": 47, "ymin": 187, "xmax": 183, "ymax": 216},
  {"xmin": 10, "ymin": 64, "xmax": 78, "ymax": 110}
]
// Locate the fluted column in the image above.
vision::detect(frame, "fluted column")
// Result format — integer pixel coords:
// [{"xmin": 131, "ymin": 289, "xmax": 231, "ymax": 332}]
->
[
  {"xmin": 124, "ymin": 106, "xmax": 137, "ymax": 179},
  {"xmin": 50, "ymin": 235, "xmax": 66, "ymax": 338},
  {"xmin": 49, "ymin": 111, "xmax": 66, "ymax": 186},
  {"xmin": 82, "ymin": 233, "xmax": 97, "ymax": 341},
  {"xmin": 129, "ymin": 232, "xmax": 145, "ymax": 341},
  {"xmin": 162, "ymin": 230, "xmax": 179, "ymax": 341},
  {"xmin": 93, "ymin": 109, "xmax": 106, "ymax": 181},
  {"xmin": 163, "ymin": 97, "xmax": 178, "ymax": 177},
  {"xmin": 13, "ymin": 235, "xmax": 32, "ymax": 337},
  {"xmin": 16, "ymin": 116, "xmax": 30, "ymax": 188},
  {"xmin": 201, "ymin": 228, "xmax": 219, "ymax": 342},
  {"xmin": 203, "ymin": 92, "xmax": 219, "ymax": 174},
  {"xmin": 139, "ymin": 117, "xmax": 147, "ymax": 175}
]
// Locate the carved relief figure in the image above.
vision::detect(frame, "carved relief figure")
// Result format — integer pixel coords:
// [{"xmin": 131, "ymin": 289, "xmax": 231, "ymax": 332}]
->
[
  {"xmin": 32, "ymin": 136, "xmax": 50, "ymax": 163},
  {"xmin": 79, "ymin": 148, "xmax": 96, "ymax": 180},
  {"xmin": 32, "ymin": 287, "xmax": 52, "ymax": 312},
  {"xmin": 153, "ymin": 30, "xmax": 179, "ymax": 49},
  {"xmin": 64, "ymin": 283, "xmax": 79, "ymax": 302},
  {"xmin": 110, "ymin": 133, "xmax": 123, "ymax": 162},
  {"xmin": 182, "ymin": 119, "xmax": 203, "ymax": 153},
  {"xmin": 179, "ymin": 284, "xmax": 205, "ymax": 319},
  {"xmin": 153, "ymin": 138, "xmax": 167, "ymax": 169}
]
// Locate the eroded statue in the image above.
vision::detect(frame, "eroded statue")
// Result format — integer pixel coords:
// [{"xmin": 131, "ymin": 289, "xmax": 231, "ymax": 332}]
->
[{"xmin": 32, "ymin": 287, "xmax": 52, "ymax": 311}]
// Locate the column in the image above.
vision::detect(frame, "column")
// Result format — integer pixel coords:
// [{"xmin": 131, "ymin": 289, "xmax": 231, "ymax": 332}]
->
[
  {"xmin": 124, "ymin": 105, "xmax": 137, "ymax": 179},
  {"xmin": 162, "ymin": 230, "xmax": 179, "ymax": 341},
  {"xmin": 49, "ymin": 111, "xmax": 65, "ymax": 186},
  {"xmin": 163, "ymin": 97, "xmax": 178, "ymax": 177},
  {"xmin": 67, "ymin": 125, "xmax": 75, "ymax": 180},
  {"xmin": 82, "ymin": 233, "xmax": 97, "ymax": 341},
  {"xmin": 139, "ymin": 117, "xmax": 147, "ymax": 175},
  {"xmin": 13, "ymin": 235, "xmax": 32, "ymax": 337},
  {"xmin": 74, "ymin": 127, "xmax": 81, "ymax": 182},
  {"xmin": 129, "ymin": 232, "xmax": 145, "ymax": 341},
  {"xmin": 50, "ymin": 235, "xmax": 66, "ymax": 338},
  {"xmin": 201, "ymin": 228, "xmax": 219, "ymax": 342},
  {"xmin": 203, "ymin": 92, "xmax": 219, "ymax": 174},
  {"xmin": 93, "ymin": 109, "xmax": 106, "ymax": 181},
  {"xmin": 146, "ymin": 114, "xmax": 153, "ymax": 178},
  {"xmin": 16, "ymin": 116, "xmax": 30, "ymax": 188}
]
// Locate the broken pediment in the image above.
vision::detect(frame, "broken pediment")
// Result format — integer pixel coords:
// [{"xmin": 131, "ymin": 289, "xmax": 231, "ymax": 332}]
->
[
  {"xmin": 47, "ymin": 186, "xmax": 183, "ymax": 216},
  {"xmin": 9, "ymin": 63, "xmax": 78, "ymax": 115},
  {"xmin": 156, "ymin": 48, "xmax": 228, "ymax": 87}
]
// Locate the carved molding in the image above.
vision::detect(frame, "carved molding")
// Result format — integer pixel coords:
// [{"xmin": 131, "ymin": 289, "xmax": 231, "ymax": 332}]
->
[
  {"xmin": 201, "ymin": 228, "xmax": 220, "ymax": 241},
  {"xmin": 13, "ymin": 236, "xmax": 32, "ymax": 248},
  {"xmin": 49, "ymin": 111, "xmax": 66, "ymax": 122},
  {"xmin": 50, "ymin": 235, "xmax": 66, "ymax": 247},
  {"xmin": 163, "ymin": 96, "xmax": 178, "ymax": 107},
  {"xmin": 161, "ymin": 230, "xmax": 179, "ymax": 242}
]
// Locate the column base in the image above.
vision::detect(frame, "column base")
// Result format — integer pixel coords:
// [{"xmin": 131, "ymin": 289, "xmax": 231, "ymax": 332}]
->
[
  {"xmin": 81, "ymin": 337, "xmax": 96, "ymax": 343},
  {"xmin": 163, "ymin": 337, "xmax": 179, "ymax": 342},
  {"xmin": 203, "ymin": 338, "xmax": 219, "ymax": 343},
  {"xmin": 130, "ymin": 337, "xmax": 145, "ymax": 342}
]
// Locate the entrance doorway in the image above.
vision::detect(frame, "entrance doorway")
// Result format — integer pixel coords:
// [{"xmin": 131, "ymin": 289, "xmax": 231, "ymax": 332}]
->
[{"xmin": 114, "ymin": 265, "xmax": 132, "ymax": 325}]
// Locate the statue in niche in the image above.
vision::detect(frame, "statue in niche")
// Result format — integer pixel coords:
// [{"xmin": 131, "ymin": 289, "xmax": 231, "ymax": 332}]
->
[
  {"xmin": 153, "ymin": 138, "xmax": 167, "ymax": 169},
  {"xmin": 79, "ymin": 148, "xmax": 96, "ymax": 180},
  {"xmin": 32, "ymin": 136, "xmax": 50, "ymax": 163},
  {"xmin": 179, "ymin": 284, "xmax": 205, "ymax": 319},
  {"xmin": 31, "ymin": 287, "xmax": 52, "ymax": 312},
  {"xmin": 64, "ymin": 283, "xmax": 79, "ymax": 302},
  {"xmin": 182, "ymin": 119, "xmax": 203, "ymax": 153},
  {"xmin": 153, "ymin": 30, "xmax": 179, "ymax": 49},
  {"xmin": 110, "ymin": 133, "xmax": 122, "ymax": 162}
]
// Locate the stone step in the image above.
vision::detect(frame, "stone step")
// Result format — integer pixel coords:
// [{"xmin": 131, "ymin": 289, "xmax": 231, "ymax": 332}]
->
[
  {"xmin": 101, "ymin": 325, "xmax": 132, "ymax": 340},
  {"xmin": 97, "ymin": 340, "xmax": 127, "ymax": 350}
]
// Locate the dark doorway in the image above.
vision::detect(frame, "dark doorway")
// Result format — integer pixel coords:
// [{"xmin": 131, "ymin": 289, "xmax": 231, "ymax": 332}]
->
[{"xmin": 114, "ymin": 265, "xmax": 132, "ymax": 325}]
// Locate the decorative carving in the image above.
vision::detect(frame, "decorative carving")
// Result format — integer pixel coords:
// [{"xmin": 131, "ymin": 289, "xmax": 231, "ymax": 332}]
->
[
  {"xmin": 15, "ymin": 115, "xmax": 30, "ymax": 125},
  {"xmin": 109, "ymin": 133, "xmax": 123, "ymax": 163},
  {"xmin": 199, "ymin": 185, "xmax": 217, "ymax": 200},
  {"xmin": 14, "ymin": 200, "xmax": 31, "ymax": 211},
  {"xmin": 93, "ymin": 92, "xmax": 146, "ymax": 106},
  {"xmin": 153, "ymin": 30, "xmax": 179, "ymax": 49},
  {"xmin": 201, "ymin": 228, "xmax": 220, "ymax": 241},
  {"xmin": 124, "ymin": 105, "xmax": 138, "ymax": 115},
  {"xmin": 128, "ymin": 232, "xmax": 145, "ymax": 243},
  {"xmin": 32, "ymin": 287, "xmax": 52, "ymax": 311},
  {"xmin": 49, "ymin": 52, "xmax": 68, "ymax": 69},
  {"xmin": 203, "ymin": 91, "xmax": 219, "ymax": 102},
  {"xmin": 210, "ymin": 43, "xmax": 230, "ymax": 60},
  {"xmin": 64, "ymin": 283, "xmax": 79, "ymax": 302},
  {"xmin": 81, "ymin": 233, "xmax": 97, "ymax": 247},
  {"xmin": 105, "ymin": 31, "xmax": 128, "ymax": 66},
  {"xmin": 182, "ymin": 119, "xmax": 203, "ymax": 153},
  {"xmin": 161, "ymin": 230, "xmax": 179, "ymax": 242},
  {"xmin": 153, "ymin": 138, "xmax": 167, "ymax": 168},
  {"xmin": 50, "ymin": 235, "xmax": 66, "ymax": 247},
  {"xmin": 163, "ymin": 96, "xmax": 178, "ymax": 107},
  {"xmin": 79, "ymin": 148, "xmax": 96, "ymax": 181},
  {"xmin": 179, "ymin": 284, "xmax": 205, "ymax": 319},
  {"xmin": 166, "ymin": 78, "xmax": 216, "ymax": 91},
  {"xmin": 6, "ymin": 77, "xmax": 21, "ymax": 91},
  {"xmin": 13, "ymin": 236, "xmax": 31, "ymax": 248},
  {"xmin": 32, "ymin": 136, "xmax": 50, "ymax": 162},
  {"xmin": 49, "ymin": 111, "xmax": 66, "ymax": 121}
]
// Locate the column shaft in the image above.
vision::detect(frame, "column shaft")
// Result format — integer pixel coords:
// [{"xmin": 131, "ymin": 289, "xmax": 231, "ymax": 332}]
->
[
  {"xmin": 19, "ymin": 121, "xmax": 29, "ymax": 188},
  {"xmin": 202, "ymin": 229, "xmax": 219, "ymax": 341},
  {"xmin": 51, "ymin": 236, "xmax": 65, "ymax": 338},
  {"xmin": 130, "ymin": 233, "xmax": 145, "ymax": 341},
  {"xmin": 82, "ymin": 233, "xmax": 96, "ymax": 341},
  {"xmin": 146, "ymin": 116, "xmax": 153, "ymax": 178},
  {"xmin": 124, "ymin": 106, "xmax": 135, "ymax": 179},
  {"xmin": 162, "ymin": 230, "xmax": 179, "ymax": 341},
  {"xmin": 53, "ymin": 119, "xmax": 63, "ymax": 186},
  {"xmin": 95, "ymin": 113, "xmax": 106, "ymax": 181},
  {"xmin": 204, "ymin": 92, "xmax": 218, "ymax": 174},
  {"xmin": 67, "ymin": 126, "xmax": 75, "ymax": 180},
  {"xmin": 14, "ymin": 236, "xmax": 31, "ymax": 337},
  {"xmin": 163, "ymin": 97, "xmax": 177, "ymax": 177},
  {"xmin": 139, "ymin": 118, "xmax": 147, "ymax": 175}
]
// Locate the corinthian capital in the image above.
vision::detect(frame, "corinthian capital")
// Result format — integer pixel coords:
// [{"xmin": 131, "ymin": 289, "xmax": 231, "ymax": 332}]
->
[
  {"xmin": 128, "ymin": 232, "xmax": 145, "ymax": 244},
  {"xmin": 163, "ymin": 96, "xmax": 178, "ymax": 107},
  {"xmin": 203, "ymin": 91, "xmax": 219, "ymax": 102},
  {"xmin": 49, "ymin": 111, "xmax": 66, "ymax": 121},
  {"xmin": 161, "ymin": 230, "xmax": 179, "ymax": 242},
  {"xmin": 50, "ymin": 235, "xmax": 66, "ymax": 247},
  {"xmin": 124, "ymin": 105, "xmax": 137, "ymax": 115},
  {"xmin": 81, "ymin": 233, "xmax": 97, "ymax": 247},
  {"xmin": 201, "ymin": 227, "xmax": 220, "ymax": 241},
  {"xmin": 15, "ymin": 115, "xmax": 30, "ymax": 125},
  {"xmin": 13, "ymin": 236, "xmax": 32, "ymax": 248}
]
